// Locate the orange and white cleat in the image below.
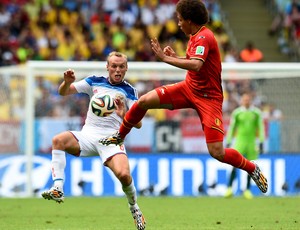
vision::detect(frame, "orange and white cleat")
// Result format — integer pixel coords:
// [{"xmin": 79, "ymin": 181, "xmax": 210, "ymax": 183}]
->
[{"xmin": 42, "ymin": 186, "xmax": 64, "ymax": 204}]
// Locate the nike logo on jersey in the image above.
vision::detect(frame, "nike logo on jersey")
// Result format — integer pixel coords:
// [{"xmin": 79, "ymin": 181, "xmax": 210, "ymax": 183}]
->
[{"xmin": 160, "ymin": 88, "xmax": 165, "ymax": 94}]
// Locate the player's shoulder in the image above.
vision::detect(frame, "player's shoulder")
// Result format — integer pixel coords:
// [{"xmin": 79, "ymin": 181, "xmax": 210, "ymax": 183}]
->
[
  {"xmin": 251, "ymin": 106, "xmax": 263, "ymax": 115},
  {"xmin": 232, "ymin": 106, "xmax": 244, "ymax": 114},
  {"xmin": 118, "ymin": 80, "xmax": 138, "ymax": 98},
  {"xmin": 199, "ymin": 26, "xmax": 215, "ymax": 38},
  {"xmin": 84, "ymin": 75, "xmax": 108, "ymax": 85},
  {"xmin": 191, "ymin": 26, "xmax": 218, "ymax": 48},
  {"xmin": 120, "ymin": 80, "xmax": 136, "ymax": 90}
]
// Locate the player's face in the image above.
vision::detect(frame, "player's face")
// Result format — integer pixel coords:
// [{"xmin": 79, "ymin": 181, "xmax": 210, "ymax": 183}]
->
[
  {"xmin": 177, "ymin": 12, "xmax": 191, "ymax": 36},
  {"xmin": 241, "ymin": 94, "xmax": 251, "ymax": 108},
  {"xmin": 107, "ymin": 56, "xmax": 128, "ymax": 84}
]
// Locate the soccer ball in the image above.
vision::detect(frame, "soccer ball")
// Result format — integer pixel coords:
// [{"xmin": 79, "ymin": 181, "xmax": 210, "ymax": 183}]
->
[{"xmin": 91, "ymin": 94, "xmax": 115, "ymax": 117}]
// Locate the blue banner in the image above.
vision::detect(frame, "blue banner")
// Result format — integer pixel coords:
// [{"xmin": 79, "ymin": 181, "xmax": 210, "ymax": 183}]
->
[{"xmin": 0, "ymin": 153, "xmax": 299, "ymax": 197}]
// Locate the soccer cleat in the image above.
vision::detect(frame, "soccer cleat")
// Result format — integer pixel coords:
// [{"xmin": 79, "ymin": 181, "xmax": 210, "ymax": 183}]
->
[
  {"xmin": 130, "ymin": 206, "xmax": 146, "ymax": 230},
  {"xmin": 224, "ymin": 187, "xmax": 233, "ymax": 198},
  {"xmin": 99, "ymin": 131, "xmax": 124, "ymax": 146},
  {"xmin": 249, "ymin": 161, "xmax": 268, "ymax": 193},
  {"xmin": 41, "ymin": 186, "xmax": 64, "ymax": 204},
  {"xmin": 243, "ymin": 189, "xmax": 253, "ymax": 199}
]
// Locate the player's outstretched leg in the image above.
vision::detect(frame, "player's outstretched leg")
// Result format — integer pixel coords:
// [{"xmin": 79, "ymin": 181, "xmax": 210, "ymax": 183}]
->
[
  {"xmin": 41, "ymin": 186, "xmax": 64, "ymax": 204},
  {"xmin": 130, "ymin": 204, "xmax": 146, "ymax": 230},
  {"xmin": 249, "ymin": 161, "xmax": 268, "ymax": 193},
  {"xmin": 99, "ymin": 131, "xmax": 124, "ymax": 146}
]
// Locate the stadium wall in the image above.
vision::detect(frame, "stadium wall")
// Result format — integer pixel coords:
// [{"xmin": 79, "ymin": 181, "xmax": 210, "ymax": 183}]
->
[{"xmin": 1, "ymin": 117, "xmax": 282, "ymax": 155}]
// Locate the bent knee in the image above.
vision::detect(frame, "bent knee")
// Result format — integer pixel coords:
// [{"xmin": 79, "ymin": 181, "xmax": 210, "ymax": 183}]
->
[
  {"xmin": 137, "ymin": 91, "xmax": 160, "ymax": 109},
  {"xmin": 207, "ymin": 143, "xmax": 225, "ymax": 161},
  {"xmin": 137, "ymin": 95, "xmax": 148, "ymax": 109},
  {"xmin": 52, "ymin": 132, "xmax": 75, "ymax": 150},
  {"xmin": 117, "ymin": 172, "xmax": 132, "ymax": 185},
  {"xmin": 52, "ymin": 135, "xmax": 65, "ymax": 149}
]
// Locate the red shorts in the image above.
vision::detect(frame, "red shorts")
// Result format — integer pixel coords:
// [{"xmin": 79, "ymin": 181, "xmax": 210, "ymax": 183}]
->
[{"xmin": 155, "ymin": 81, "xmax": 224, "ymax": 143}]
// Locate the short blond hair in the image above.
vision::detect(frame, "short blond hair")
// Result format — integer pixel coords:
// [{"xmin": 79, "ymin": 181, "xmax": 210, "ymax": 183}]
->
[{"xmin": 107, "ymin": 51, "xmax": 128, "ymax": 63}]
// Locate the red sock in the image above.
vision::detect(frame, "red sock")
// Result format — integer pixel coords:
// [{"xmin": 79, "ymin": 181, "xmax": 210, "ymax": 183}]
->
[
  {"xmin": 119, "ymin": 102, "xmax": 147, "ymax": 139},
  {"xmin": 223, "ymin": 148, "xmax": 255, "ymax": 173}
]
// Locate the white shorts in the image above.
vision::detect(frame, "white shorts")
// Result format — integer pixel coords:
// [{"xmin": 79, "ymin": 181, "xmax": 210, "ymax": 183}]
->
[{"xmin": 70, "ymin": 127, "xmax": 127, "ymax": 165}]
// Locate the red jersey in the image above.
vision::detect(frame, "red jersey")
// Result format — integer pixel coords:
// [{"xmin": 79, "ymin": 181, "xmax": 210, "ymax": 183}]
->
[{"xmin": 185, "ymin": 26, "xmax": 223, "ymax": 101}]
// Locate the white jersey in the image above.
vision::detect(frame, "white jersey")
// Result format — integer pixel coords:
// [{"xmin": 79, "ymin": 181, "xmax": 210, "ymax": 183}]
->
[{"xmin": 73, "ymin": 75, "xmax": 138, "ymax": 134}]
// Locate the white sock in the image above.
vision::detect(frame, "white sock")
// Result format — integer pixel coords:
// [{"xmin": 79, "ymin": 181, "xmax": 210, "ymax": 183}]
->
[
  {"xmin": 51, "ymin": 149, "xmax": 66, "ymax": 190},
  {"xmin": 122, "ymin": 180, "xmax": 137, "ymax": 206}
]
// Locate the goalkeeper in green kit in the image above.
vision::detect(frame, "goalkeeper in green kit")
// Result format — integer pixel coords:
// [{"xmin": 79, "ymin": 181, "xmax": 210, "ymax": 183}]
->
[{"xmin": 224, "ymin": 93, "xmax": 265, "ymax": 199}]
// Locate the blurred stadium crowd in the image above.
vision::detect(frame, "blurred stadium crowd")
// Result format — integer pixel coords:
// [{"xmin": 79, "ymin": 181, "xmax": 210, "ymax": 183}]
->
[
  {"xmin": 268, "ymin": 0, "xmax": 300, "ymax": 60},
  {"xmin": 0, "ymin": 0, "xmax": 284, "ymax": 122},
  {"xmin": 0, "ymin": 0, "xmax": 228, "ymax": 64}
]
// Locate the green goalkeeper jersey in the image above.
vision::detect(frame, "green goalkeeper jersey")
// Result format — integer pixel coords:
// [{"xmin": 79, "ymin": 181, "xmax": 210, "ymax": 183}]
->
[{"xmin": 226, "ymin": 105, "xmax": 265, "ymax": 158}]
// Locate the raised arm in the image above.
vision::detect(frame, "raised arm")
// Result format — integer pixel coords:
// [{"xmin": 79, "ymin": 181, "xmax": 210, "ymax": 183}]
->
[
  {"xmin": 58, "ymin": 69, "xmax": 78, "ymax": 96},
  {"xmin": 151, "ymin": 38, "xmax": 203, "ymax": 72}
]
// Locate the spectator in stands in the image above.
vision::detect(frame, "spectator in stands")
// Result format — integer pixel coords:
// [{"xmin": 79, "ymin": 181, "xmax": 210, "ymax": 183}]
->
[
  {"xmin": 110, "ymin": 2, "xmax": 137, "ymax": 29},
  {"xmin": 0, "ymin": 3, "xmax": 11, "ymax": 27},
  {"xmin": 156, "ymin": 0, "xmax": 176, "ymax": 24},
  {"xmin": 204, "ymin": 0, "xmax": 222, "ymax": 26},
  {"xmin": 102, "ymin": 0, "xmax": 120, "ymax": 15},
  {"xmin": 223, "ymin": 42, "xmax": 239, "ymax": 62},
  {"xmin": 239, "ymin": 41, "xmax": 264, "ymax": 62},
  {"xmin": 0, "ymin": 0, "xmax": 225, "ymax": 65},
  {"xmin": 268, "ymin": 0, "xmax": 300, "ymax": 55},
  {"xmin": 262, "ymin": 102, "xmax": 283, "ymax": 120},
  {"xmin": 127, "ymin": 17, "xmax": 146, "ymax": 52},
  {"xmin": 56, "ymin": 29, "xmax": 76, "ymax": 61},
  {"xmin": 139, "ymin": 0, "xmax": 157, "ymax": 25},
  {"xmin": 124, "ymin": 0, "xmax": 140, "ymax": 20},
  {"xmin": 268, "ymin": 0, "xmax": 287, "ymax": 36},
  {"xmin": 146, "ymin": 14, "xmax": 163, "ymax": 38},
  {"xmin": 285, "ymin": 0, "xmax": 300, "ymax": 41},
  {"xmin": 35, "ymin": 87, "xmax": 54, "ymax": 117},
  {"xmin": 214, "ymin": 25, "xmax": 230, "ymax": 59}
]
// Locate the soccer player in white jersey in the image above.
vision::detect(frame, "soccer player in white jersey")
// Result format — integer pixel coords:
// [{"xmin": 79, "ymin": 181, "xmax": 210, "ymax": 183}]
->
[{"xmin": 42, "ymin": 51, "xmax": 146, "ymax": 230}]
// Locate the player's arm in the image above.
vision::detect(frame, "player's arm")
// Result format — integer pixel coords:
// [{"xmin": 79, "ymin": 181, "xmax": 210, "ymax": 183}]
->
[
  {"xmin": 163, "ymin": 46, "xmax": 186, "ymax": 59},
  {"xmin": 151, "ymin": 38, "xmax": 203, "ymax": 72},
  {"xmin": 58, "ymin": 69, "xmax": 78, "ymax": 96}
]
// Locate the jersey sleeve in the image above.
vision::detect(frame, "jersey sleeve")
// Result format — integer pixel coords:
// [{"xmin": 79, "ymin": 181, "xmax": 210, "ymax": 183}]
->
[
  {"xmin": 72, "ymin": 78, "xmax": 93, "ymax": 97},
  {"xmin": 188, "ymin": 28, "xmax": 214, "ymax": 62},
  {"xmin": 190, "ymin": 38, "xmax": 209, "ymax": 61}
]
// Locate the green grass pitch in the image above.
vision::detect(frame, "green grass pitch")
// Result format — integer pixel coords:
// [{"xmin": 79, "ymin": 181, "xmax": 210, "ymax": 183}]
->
[{"xmin": 0, "ymin": 196, "xmax": 299, "ymax": 230}]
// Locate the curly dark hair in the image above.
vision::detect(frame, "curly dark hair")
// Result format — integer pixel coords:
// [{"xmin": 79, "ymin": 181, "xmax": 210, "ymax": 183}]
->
[{"xmin": 176, "ymin": 0, "xmax": 209, "ymax": 25}]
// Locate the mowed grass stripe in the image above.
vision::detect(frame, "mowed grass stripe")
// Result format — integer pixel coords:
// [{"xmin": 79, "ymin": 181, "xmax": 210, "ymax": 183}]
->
[{"xmin": 0, "ymin": 196, "xmax": 299, "ymax": 230}]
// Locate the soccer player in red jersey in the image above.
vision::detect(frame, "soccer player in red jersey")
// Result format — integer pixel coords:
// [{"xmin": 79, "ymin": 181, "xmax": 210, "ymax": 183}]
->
[{"xmin": 100, "ymin": 0, "xmax": 268, "ymax": 194}]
